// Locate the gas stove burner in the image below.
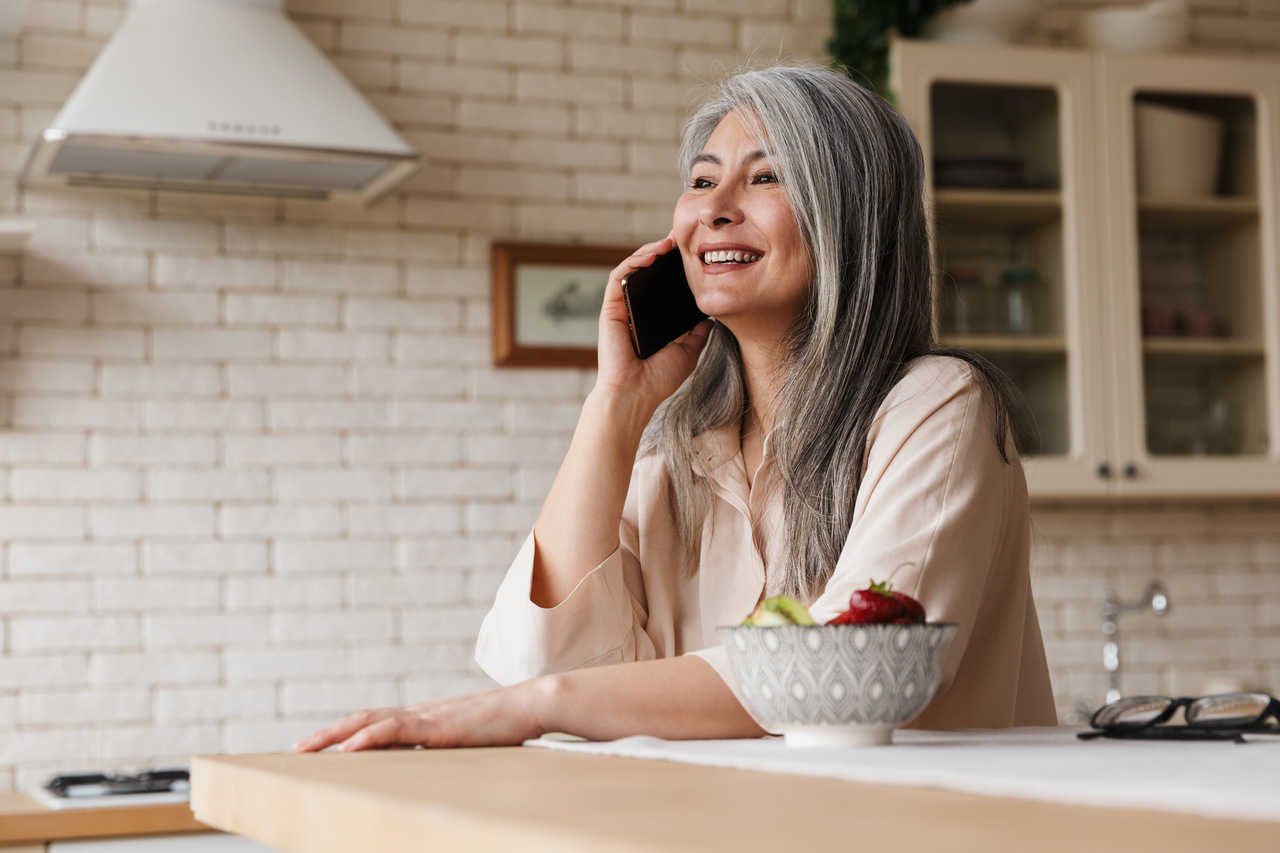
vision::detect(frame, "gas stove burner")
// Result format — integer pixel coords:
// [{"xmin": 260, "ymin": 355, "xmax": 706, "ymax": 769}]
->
[{"xmin": 46, "ymin": 768, "xmax": 190, "ymax": 799}]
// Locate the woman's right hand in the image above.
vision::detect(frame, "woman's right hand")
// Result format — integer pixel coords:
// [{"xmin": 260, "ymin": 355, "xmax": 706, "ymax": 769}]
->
[{"xmin": 594, "ymin": 236, "xmax": 713, "ymax": 416}]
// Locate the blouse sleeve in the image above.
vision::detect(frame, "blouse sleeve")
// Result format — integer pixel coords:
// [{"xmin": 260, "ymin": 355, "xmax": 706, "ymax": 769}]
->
[
  {"xmin": 473, "ymin": 464, "xmax": 661, "ymax": 687},
  {"xmin": 804, "ymin": 359, "xmax": 1019, "ymax": 695}
]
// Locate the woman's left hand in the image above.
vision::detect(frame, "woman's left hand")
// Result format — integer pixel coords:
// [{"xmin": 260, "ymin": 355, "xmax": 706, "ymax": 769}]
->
[{"xmin": 293, "ymin": 682, "xmax": 547, "ymax": 752}]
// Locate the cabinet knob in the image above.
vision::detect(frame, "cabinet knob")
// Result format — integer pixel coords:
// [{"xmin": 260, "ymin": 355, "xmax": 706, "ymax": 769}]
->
[
  {"xmin": 1124, "ymin": 463, "xmax": 1139, "ymax": 479},
  {"xmin": 1097, "ymin": 463, "xmax": 1112, "ymax": 479}
]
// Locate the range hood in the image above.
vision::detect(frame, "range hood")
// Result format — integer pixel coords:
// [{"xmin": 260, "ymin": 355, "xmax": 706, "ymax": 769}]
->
[{"xmin": 21, "ymin": 0, "xmax": 421, "ymax": 203}]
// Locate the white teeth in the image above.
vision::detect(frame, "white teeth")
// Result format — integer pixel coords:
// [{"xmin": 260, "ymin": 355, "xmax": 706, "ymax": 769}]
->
[{"xmin": 702, "ymin": 250, "xmax": 761, "ymax": 264}]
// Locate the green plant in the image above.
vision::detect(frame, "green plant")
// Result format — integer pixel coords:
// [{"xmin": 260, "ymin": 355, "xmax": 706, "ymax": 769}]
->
[{"xmin": 828, "ymin": 0, "xmax": 972, "ymax": 99}]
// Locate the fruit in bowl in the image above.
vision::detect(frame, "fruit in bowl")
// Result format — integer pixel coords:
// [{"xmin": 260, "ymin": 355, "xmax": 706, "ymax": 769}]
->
[
  {"xmin": 741, "ymin": 595, "xmax": 816, "ymax": 626},
  {"xmin": 829, "ymin": 579, "xmax": 925, "ymax": 624},
  {"xmin": 719, "ymin": 583, "xmax": 957, "ymax": 748}
]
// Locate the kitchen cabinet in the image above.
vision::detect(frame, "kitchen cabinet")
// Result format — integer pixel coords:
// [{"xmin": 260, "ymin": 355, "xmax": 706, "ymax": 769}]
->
[{"xmin": 891, "ymin": 40, "xmax": 1280, "ymax": 498}]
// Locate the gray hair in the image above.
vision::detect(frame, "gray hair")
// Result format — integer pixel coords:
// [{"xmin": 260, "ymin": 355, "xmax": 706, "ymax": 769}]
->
[{"xmin": 641, "ymin": 64, "xmax": 1018, "ymax": 599}]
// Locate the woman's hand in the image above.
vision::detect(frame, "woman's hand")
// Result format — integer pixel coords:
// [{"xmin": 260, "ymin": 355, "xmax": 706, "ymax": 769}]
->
[
  {"xmin": 293, "ymin": 682, "xmax": 547, "ymax": 752},
  {"xmin": 595, "ymin": 236, "xmax": 712, "ymax": 416}
]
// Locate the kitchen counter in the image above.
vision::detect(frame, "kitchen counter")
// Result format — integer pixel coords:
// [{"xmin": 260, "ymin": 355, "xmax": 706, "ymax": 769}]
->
[
  {"xmin": 191, "ymin": 744, "xmax": 1280, "ymax": 853},
  {"xmin": 0, "ymin": 791, "xmax": 207, "ymax": 845}
]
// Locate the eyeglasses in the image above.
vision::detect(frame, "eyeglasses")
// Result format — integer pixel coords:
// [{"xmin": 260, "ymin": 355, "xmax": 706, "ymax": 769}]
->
[{"xmin": 1078, "ymin": 692, "xmax": 1280, "ymax": 743}]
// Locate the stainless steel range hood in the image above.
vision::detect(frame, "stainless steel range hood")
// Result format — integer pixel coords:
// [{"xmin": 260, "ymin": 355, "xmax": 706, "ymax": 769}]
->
[{"xmin": 21, "ymin": 0, "xmax": 422, "ymax": 203}]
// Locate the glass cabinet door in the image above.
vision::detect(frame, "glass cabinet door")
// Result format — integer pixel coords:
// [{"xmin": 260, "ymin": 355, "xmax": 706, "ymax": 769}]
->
[
  {"xmin": 893, "ymin": 42, "xmax": 1110, "ymax": 497},
  {"xmin": 1098, "ymin": 54, "xmax": 1280, "ymax": 495},
  {"xmin": 930, "ymin": 82, "xmax": 1068, "ymax": 456}
]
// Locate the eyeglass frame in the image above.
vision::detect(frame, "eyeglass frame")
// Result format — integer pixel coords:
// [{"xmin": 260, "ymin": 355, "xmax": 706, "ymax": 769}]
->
[{"xmin": 1077, "ymin": 692, "xmax": 1280, "ymax": 744}]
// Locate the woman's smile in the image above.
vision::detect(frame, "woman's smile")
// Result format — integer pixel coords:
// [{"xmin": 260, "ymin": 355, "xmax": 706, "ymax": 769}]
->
[{"xmin": 698, "ymin": 242, "xmax": 764, "ymax": 271}]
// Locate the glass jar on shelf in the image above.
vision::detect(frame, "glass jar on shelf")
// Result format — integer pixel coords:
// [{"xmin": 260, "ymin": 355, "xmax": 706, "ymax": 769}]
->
[{"xmin": 1000, "ymin": 266, "xmax": 1037, "ymax": 335}]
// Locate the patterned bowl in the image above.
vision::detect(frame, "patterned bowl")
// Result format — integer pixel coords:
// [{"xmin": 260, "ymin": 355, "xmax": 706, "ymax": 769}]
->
[{"xmin": 718, "ymin": 622, "xmax": 958, "ymax": 747}]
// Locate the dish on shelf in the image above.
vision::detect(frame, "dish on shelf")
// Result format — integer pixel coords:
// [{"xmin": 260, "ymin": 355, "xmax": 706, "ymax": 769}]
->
[
  {"xmin": 1141, "ymin": 303, "xmax": 1230, "ymax": 338},
  {"xmin": 1078, "ymin": 0, "xmax": 1190, "ymax": 52},
  {"xmin": 922, "ymin": 0, "xmax": 1041, "ymax": 44},
  {"xmin": 1134, "ymin": 102, "xmax": 1223, "ymax": 197}
]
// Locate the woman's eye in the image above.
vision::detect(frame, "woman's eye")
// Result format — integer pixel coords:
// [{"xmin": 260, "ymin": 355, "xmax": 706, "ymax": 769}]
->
[
  {"xmin": 690, "ymin": 177, "xmax": 715, "ymax": 189},
  {"xmin": 754, "ymin": 171, "xmax": 779, "ymax": 184}
]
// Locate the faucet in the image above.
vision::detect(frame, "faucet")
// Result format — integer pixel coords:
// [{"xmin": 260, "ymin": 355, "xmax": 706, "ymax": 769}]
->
[{"xmin": 1101, "ymin": 581, "xmax": 1170, "ymax": 704}]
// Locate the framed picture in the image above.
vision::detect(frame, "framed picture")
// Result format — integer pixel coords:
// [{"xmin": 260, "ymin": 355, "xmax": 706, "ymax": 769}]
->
[{"xmin": 491, "ymin": 241, "xmax": 633, "ymax": 368}]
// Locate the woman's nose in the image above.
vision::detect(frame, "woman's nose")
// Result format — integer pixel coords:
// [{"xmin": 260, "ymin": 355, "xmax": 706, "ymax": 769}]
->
[{"xmin": 700, "ymin": 183, "xmax": 743, "ymax": 228}]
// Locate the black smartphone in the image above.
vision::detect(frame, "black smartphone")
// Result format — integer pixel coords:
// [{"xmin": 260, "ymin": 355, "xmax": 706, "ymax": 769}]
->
[{"xmin": 620, "ymin": 248, "xmax": 708, "ymax": 359}]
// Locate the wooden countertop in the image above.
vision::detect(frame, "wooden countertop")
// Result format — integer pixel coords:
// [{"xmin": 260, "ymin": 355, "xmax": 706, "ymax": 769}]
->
[
  {"xmin": 191, "ymin": 747, "xmax": 1280, "ymax": 853},
  {"xmin": 0, "ymin": 791, "xmax": 208, "ymax": 845}
]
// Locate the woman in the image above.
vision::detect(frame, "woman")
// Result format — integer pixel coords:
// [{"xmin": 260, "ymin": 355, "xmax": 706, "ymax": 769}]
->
[{"xmin": 296, "ymin": 65, "xmax": 1056, "ymax": 753}]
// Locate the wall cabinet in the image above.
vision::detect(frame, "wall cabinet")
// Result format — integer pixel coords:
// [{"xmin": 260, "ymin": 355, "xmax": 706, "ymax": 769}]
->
[{"xmin": 892, "ymin": 40, "xmax": 1280, "ymax": 498}]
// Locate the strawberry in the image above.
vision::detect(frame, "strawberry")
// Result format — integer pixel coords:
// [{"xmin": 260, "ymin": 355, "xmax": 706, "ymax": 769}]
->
[
  {"xmin": 828, "ymin": 608, "xmax": 855, "ymax": 624},
  {"xmin": 892, "ymin": 589, "xmax": 926, "ymax": 622},
  {"xmin": 834, "ymin": 579, "xmax": 926, "ymax": 625}
]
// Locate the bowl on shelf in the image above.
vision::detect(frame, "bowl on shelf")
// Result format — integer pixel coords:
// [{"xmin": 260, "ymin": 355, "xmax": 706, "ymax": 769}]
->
[
  {"xmin": 1078, "ymin": 0, "xmax": 1189, "ymax": 52},
  {"xmin": 1134, "ymin": 102, "xmax": 1223, "ymax": 197},
  {"xmin": 922, "ymin": 0, "xmax": 1041, "ymax": 44},
  {"xmin": 718, "ymin": 622, "xmax": 958, "ymax": 748}
]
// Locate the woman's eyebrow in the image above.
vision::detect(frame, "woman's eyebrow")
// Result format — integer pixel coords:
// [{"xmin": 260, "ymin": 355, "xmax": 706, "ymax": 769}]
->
[{"xmin": 692, "ymin": 150, "xmax": 771, "ymax": 166}]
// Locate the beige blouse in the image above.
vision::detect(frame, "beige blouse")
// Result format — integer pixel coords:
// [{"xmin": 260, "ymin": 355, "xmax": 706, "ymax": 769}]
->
[{"xmin": 475, "ymin": 356, "xmax": 1058, "ymax": 730}]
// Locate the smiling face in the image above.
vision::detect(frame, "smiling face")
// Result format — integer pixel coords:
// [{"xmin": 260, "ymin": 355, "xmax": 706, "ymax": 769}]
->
[{"xmin": 673, "ymin": 108, "xmax": 812, "ymax": 345}]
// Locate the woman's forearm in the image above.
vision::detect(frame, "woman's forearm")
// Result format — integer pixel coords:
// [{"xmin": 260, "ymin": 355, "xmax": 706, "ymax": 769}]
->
[
  {"xmin": 529, "ymin": 388, "xmax": 655, "ymax": 607},
  {"xmin": 530, "ymin": 655, "xmax": 767, "ymax": 741},
  {"xmin": 295, "ymin": 654, "xmax": 766, "ymax": 752}
]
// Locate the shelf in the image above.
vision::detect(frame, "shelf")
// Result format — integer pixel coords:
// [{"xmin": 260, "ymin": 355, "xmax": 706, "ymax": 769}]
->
[
  {"xmin": 1137, "ymin": 196, "xmax": 1259, "ymax": 231},
  {"xmin": 939, "ymin": 334, "xmax": 1067, "ymax": 355},
  {"xmin": 0, "ymin": 220, "xmax": 35, "ymax": 254},
  {"xmin": 1142, "ymin": 338, "xmax": 1266, "ymax": 360},
  {"xmin": 932, "ymin": 189, "xmax": 1062, "ymax": 230}
]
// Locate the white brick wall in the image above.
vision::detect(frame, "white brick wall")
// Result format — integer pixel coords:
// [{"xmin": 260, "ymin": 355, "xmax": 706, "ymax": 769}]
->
[
  {"xmin": 1032, "ymin": 504, "xmax": 1280, "ymax": 723},
  {"xmin": 1, "ymin": 0, "xmax": 1278, "ymax": 791}
]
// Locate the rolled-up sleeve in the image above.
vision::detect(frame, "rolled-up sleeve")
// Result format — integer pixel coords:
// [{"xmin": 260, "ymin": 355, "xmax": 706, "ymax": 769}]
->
[{"xmin": 475, "ymin": 529, "xmax": 648, "ymax": 686}]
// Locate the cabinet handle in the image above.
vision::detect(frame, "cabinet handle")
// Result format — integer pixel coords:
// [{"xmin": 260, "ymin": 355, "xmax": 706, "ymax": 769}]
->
[
  {"xmin": 1124, "ymin": 463, "xmax": 1138, "ymax": 479},
  {"xmin": 1097, "ymin": 463, "xmax": 1112, "ymax": 479}
]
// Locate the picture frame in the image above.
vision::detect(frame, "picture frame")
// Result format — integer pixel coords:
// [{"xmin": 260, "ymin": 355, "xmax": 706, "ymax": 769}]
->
[{"xmin": 491, "ymin": 241, "xmax": 633, "ymax": 368}]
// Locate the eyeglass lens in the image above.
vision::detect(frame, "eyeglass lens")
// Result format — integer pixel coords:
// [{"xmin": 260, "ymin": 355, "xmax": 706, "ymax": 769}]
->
[
  {"xmin": 1186, "ymin": 693, "xmax": 1271, "ymax": 727},
  {"xmin": 1093, "ymin": 692, "xmax": 1273, "ymax": 728},
  {"xmin": 1093, "ymin": 696, "xmax": 1172, "ymax": 727}
]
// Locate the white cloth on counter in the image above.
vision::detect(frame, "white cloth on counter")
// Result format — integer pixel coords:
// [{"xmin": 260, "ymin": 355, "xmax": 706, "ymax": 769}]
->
[{"xmin": 525, "ymin": 727, "xmax": 1280, "ymax": 824}]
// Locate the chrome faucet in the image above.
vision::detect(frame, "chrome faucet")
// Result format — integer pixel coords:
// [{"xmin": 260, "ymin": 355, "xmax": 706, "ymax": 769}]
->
[{"xmin": 1101, "ymin": 581, "xmax": 1170, "ymax": 704}]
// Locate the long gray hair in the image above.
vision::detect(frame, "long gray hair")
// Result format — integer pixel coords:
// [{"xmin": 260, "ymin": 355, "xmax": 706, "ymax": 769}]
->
[{"xmin": 641, "ymin": 64, "xmax": 1019, "ymax": 599}]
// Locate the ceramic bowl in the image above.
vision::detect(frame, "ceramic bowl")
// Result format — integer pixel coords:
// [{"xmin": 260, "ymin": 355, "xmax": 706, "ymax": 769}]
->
[
  {"xmin": 921, "ymin": 0, "xmax": 1041, "ymax": 44},
  {"xmin": 1133, "ymin": 102, "xmax": 1222, "ymax": 197},
  {"xmin": 1078, "ymin": 2, "xmax": 1190, "ymax": 52},
  {"xmin": 718, "ymin": 622, "xmax": 957, "ymax": 748}
]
